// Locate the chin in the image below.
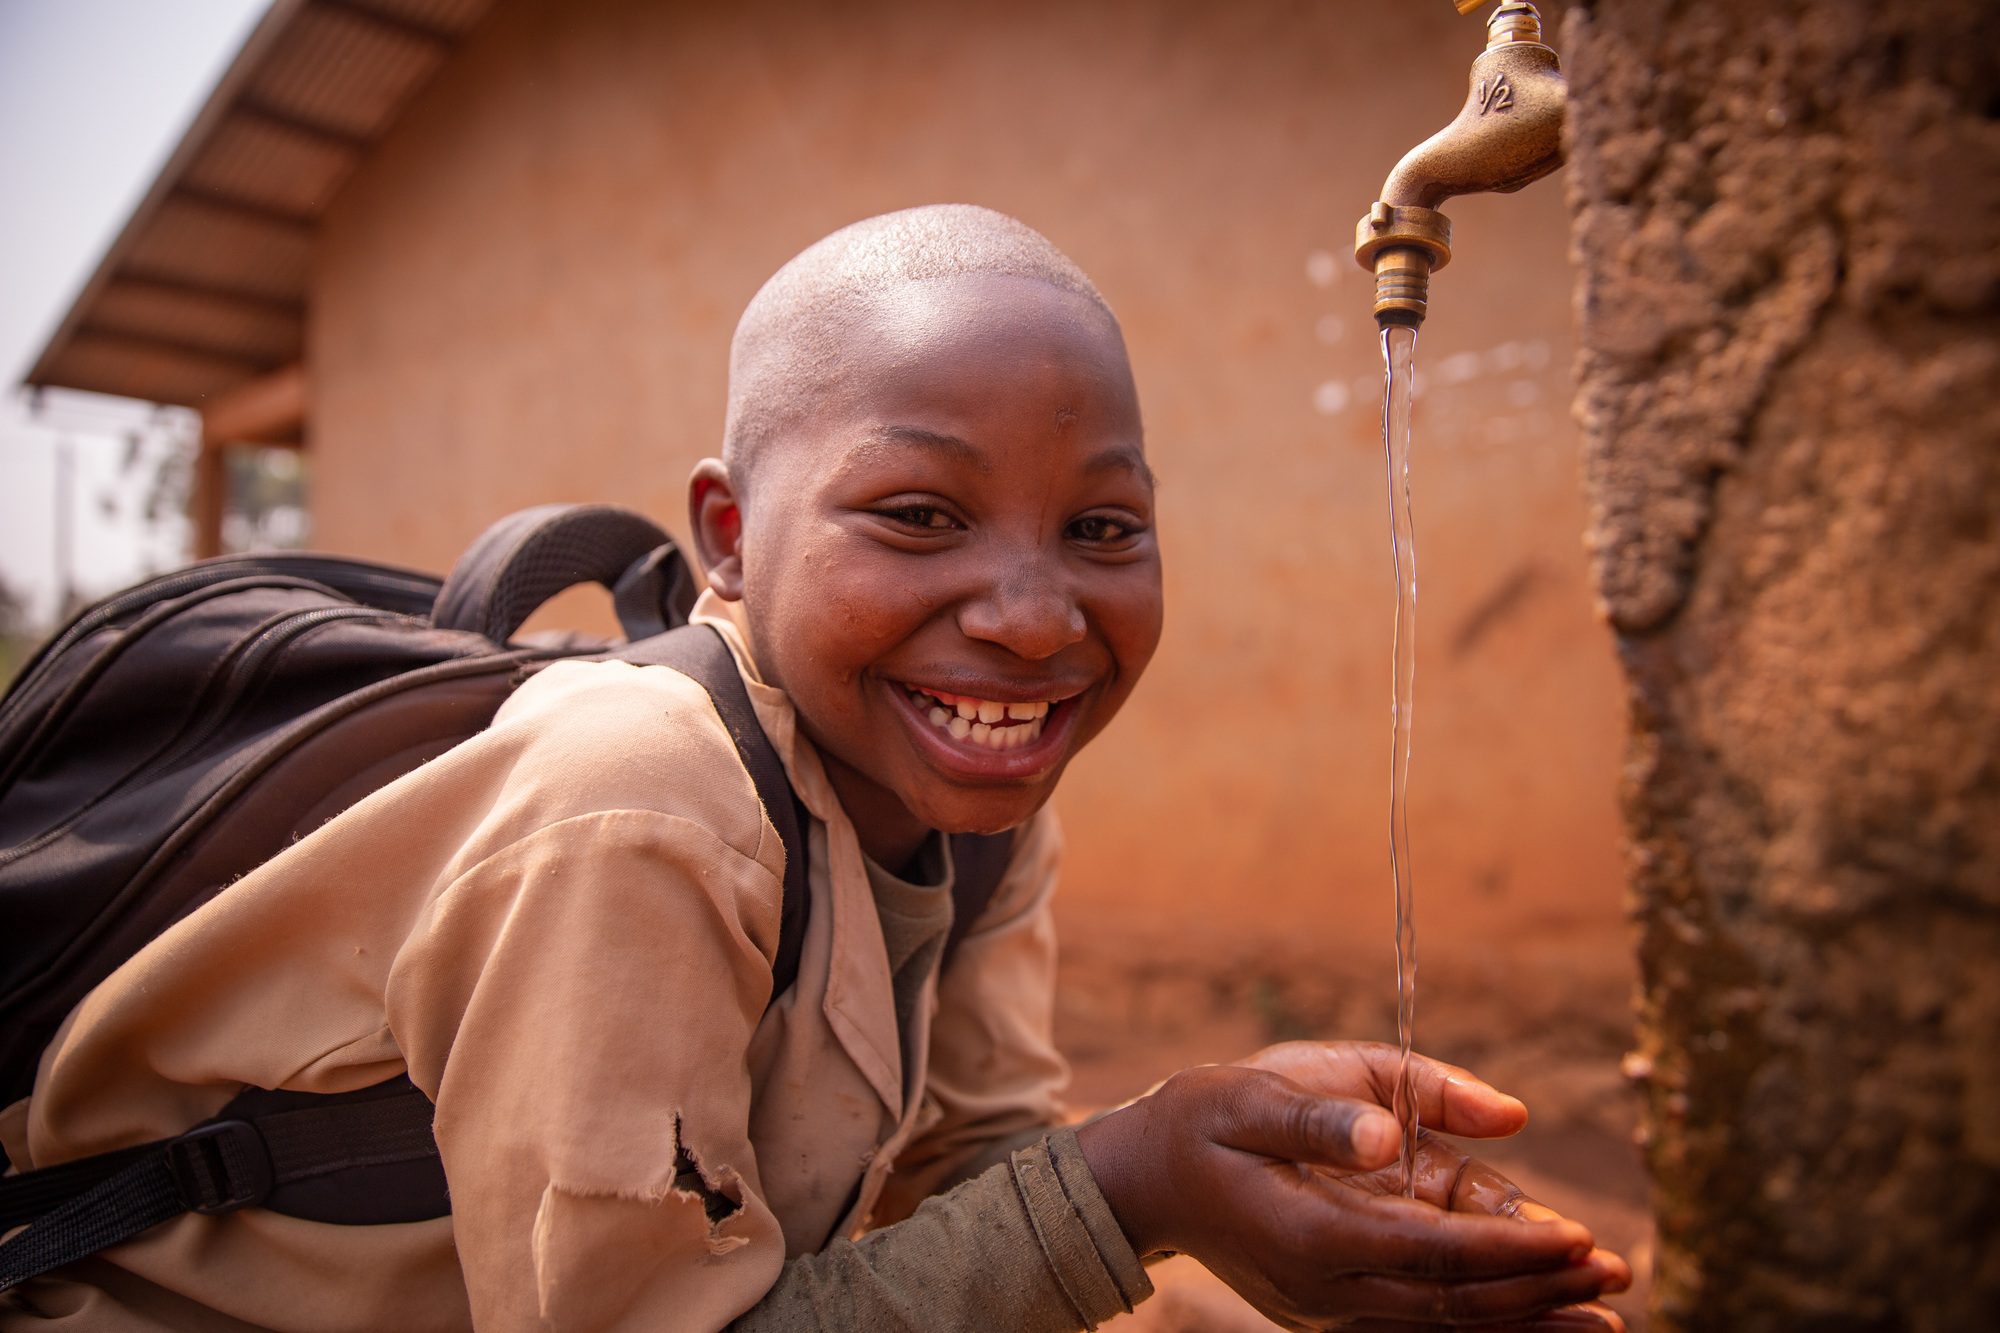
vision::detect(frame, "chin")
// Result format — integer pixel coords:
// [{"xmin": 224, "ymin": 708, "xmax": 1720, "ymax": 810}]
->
[{"xmin": 912, "ymin": 783, "xmax": 1051, "ymax": 838}]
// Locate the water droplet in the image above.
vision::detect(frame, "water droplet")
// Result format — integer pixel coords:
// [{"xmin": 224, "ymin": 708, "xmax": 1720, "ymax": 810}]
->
[
  {"xmin": 1305, "ymin": 250, "xmax": 1339, "ymax": 288},
  {"xmin": 1436, "ymin": 351, "xmax": 1482, "ymax": 386},
  {"xmin": 1313, "ymin": 379, "xmax": 1350, "ymax": 415}
]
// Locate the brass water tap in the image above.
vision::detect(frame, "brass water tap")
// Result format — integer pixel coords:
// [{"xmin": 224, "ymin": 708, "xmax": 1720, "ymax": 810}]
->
[{"xmin": 1353, "ymin": 1, "xmax": 1566, "ymax": 327}]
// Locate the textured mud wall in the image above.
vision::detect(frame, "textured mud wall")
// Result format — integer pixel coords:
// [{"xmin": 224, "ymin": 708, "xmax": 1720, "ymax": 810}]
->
[{"xmin": 1566, "ymin": 1, "xmax": 2000, "ymax": 1327}]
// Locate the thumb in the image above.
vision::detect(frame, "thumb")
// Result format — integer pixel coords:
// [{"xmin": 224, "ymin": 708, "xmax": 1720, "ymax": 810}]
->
[{"xmin": 1212, "ymin": 1068, "xmax": 1403, "ymax": 1172}]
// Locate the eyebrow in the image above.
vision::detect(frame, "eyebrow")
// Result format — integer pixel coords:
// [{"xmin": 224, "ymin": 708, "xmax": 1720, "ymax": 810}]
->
[
  {"xmin": 835, "ymin": 425, "xmax": 1156, "ymax": 488},
  {"xmin": 1082, "ymin": 444, "xmax": 1157, "ymax": 490},
  {"xmin": 839, "ymin": 425, "xmax": 990, "ymax": 475}
]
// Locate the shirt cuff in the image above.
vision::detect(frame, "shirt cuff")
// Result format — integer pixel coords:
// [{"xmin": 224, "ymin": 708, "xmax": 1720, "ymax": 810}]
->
[{"xmin": 1009, "ymin": 1127, "xmax": 1153, "ymax": 1327}]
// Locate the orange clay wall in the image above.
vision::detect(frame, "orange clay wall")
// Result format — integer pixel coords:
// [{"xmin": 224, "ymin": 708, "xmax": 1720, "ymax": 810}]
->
[{"xmin": 309, "ymin": 0, "xmax": 1625, "ymax": 991}]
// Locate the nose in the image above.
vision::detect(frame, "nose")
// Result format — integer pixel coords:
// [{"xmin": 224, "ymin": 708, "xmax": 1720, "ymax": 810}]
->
[{"xmin": 957, "ymin": 566, "xmax": 1087, "ymax": 661}]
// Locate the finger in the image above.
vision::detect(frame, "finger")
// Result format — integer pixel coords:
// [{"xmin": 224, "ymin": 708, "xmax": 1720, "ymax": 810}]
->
[
  {"xmin": 1327, "ymin": 1193, "xmax": 1594, "ymax": 1282},
  {"xmin": 1340, "ymin": 1303, "xmax": 1625, "ymax": 1332},
  {"xmin": 1393, "ymin": 1050, "xmax": 1529, "ymax": 1140},
  {"xmin": 1330, "ymin": 1257, "xmax": 1618, "ymax": 1325},
  {"xmin": 1578, "ymin": 1252, "xmax": 1631, "ymax": 1295},
  {"xmin": 1467, "ymin": 1196, "xmax": 1634, "ymax": 1294},
  {"xmin": 1210, "ymin": 1068, "xmax": 1403, "ymax": 1172},
  {"xmin": 1560, "ymin": 1301, "xmax": 1629, "ymax": 1331},
  {"xmin": 1244, "ymin": 1043, "xmax": 1529, "ymax": 1140},
  {"xmin": 1346, "ymin": 1135, "xmax": 1532, "ymax": 1218}
]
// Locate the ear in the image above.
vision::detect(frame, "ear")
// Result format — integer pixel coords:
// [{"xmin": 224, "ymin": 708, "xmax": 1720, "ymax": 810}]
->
[{"xmin": 688, "ymin": 458, "xmax": 746, "ymax": 600}]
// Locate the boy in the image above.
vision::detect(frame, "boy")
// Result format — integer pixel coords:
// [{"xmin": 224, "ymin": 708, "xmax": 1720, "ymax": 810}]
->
[{"xmin": 2, "ymin": 206, "xmax": 1628, "ymax": 1330}]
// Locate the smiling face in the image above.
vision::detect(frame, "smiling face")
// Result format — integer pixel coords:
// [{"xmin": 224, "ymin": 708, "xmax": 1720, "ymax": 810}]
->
[{"xmin": 692, "ymin": 273, "xmax": 1163, "ymax": 866}]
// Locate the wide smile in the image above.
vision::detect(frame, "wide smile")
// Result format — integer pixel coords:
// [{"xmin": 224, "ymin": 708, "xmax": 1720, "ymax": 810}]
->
[{"xmin": 884, "ymin": 677, "xmax": 1086, "ymax": 781}]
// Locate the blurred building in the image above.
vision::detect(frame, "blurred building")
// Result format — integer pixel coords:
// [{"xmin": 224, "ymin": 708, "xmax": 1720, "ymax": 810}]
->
[{"xmin": 25, "ymin": 0, "xmax": 1624, "ymax": 987}]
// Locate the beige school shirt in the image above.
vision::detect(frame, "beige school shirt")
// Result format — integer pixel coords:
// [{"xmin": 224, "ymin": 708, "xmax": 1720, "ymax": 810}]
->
[{"xmin": 0, "ymin": 594, "xmax": 1149, "ymax": 1330}]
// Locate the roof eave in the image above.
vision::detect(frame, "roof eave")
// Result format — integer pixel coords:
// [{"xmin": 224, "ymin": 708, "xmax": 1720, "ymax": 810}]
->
[{"xmin": 23, "ymin": 0, "xmax": 310, "ymax": 397}]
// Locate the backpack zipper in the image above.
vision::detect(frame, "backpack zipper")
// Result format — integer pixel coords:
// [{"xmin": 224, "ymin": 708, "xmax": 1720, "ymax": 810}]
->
[
  {"xmin": 2, "ymin": 558, "xmax": 439, "ymax": 714},
  {"xmin": 0, "ymin": 606, "xmax": 402, "ymax": 869},
  {"xmin": 0, "ymin": 561, "xmax": 439, "ymax": 777}
]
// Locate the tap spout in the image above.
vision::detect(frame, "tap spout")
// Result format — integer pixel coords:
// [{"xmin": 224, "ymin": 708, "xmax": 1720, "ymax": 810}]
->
[{"xmin": 1354, "ymin": 2, "xmax": 1566, "ymax": 326}]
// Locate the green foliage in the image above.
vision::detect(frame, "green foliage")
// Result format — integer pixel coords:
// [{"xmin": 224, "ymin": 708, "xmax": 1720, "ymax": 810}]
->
[{"xmin": 0, "ymin": 572, "xmax": 36, "ymax": 693}]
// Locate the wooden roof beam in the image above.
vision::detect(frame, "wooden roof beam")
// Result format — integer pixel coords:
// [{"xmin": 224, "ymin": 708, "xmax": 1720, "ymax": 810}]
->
[
  {"xmin": 311, "ymin": 0, "xmax": 462, "ymax": 50},
  {"xmin": 73, "ymin": 323, "xmax": 287, "ymax": 373},
  {"xmin": 230, "ymin": 94, "xmax": 373, "ymax": 154},
  {"xmin": 170, "ymin": 182, "xmax": 318, "ymax": 232},
  {"xmin": 201, "ymin": 362, "xmax": 307, "ymax": 445},
  {"xmin": 109, "ymin": 271, "xmax": 309, "ymax": 320},
  {"xmin": 192, "ymin": 363, "xmax": 308, "ymax": 560}
]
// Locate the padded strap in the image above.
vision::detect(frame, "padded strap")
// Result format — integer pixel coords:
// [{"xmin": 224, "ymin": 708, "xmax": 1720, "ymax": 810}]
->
[
  {"xmin": 0, "ymin": 1153, "xmax": 181, "ymax": 1292},
  {"xmin": 943, "ymin": 832, "xmax": 1017, "ymax": 973},
  {"xmin": 432, "ymin": 504, "xmax": 673, "ymax": 643},
  {"xmin": 0, "ymin": 1145, "xmax": 152, "ymax": 1231},
  {"xmin": 610, "ymin": 625, "xmax": 811, "ymax": 999},
  {"xmin": 0, "ymin": 1079, "xmax": 437, "ymax": 1292},
  {"xmin": 610, "ymin": 544, "xmax": 699, "ymax": 640}
]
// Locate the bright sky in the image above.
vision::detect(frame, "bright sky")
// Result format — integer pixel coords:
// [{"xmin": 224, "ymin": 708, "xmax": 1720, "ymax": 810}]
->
[{"xmin": 0, "ymin": 0, "xmax": 271, "ymax": 625}]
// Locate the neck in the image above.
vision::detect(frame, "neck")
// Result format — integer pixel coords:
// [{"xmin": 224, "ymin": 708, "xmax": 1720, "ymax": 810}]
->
[{"xmin": 819, "ymin": 753, "xmax": 932, "ymax": 869}]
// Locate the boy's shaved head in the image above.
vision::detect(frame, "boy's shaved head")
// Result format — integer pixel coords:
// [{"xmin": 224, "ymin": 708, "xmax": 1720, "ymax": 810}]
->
[{"xmin": 723, "ymin": 204, "xmax": 1116, "ymax": 484}]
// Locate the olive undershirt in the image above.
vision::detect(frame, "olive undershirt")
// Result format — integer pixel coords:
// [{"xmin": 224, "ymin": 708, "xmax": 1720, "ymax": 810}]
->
[{"xmin": 726, "ymin": 837, "xmax": 1152, "ymax": 1331}]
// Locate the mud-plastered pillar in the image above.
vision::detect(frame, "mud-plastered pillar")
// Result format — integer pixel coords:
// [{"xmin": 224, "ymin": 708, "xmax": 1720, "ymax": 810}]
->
[{"xmin": 1563, "ymin": 2, "xmax": 2000, "ymax": 1327}]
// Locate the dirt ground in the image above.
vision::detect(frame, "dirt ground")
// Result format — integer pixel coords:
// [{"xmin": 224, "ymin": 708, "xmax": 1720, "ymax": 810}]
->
[{"xmin": 1052, "ymin": 923, "xmax": 1654, "ymax": 1331}]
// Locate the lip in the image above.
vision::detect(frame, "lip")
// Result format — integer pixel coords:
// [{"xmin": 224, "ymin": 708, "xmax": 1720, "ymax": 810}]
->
[{"xmin": 883, "ymin": 675, "xmax": 1087, "ymax": 782}]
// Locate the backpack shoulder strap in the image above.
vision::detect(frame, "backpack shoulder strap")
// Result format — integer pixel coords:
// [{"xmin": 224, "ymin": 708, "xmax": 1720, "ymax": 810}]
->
[
  {"xmin": 620, "ymin": 624, "xmax": 1011, "ymax": 987},
  {"xmin": 612, "ymin": 624, "xmax": 810, "ymax": 998},
  {"xmin": 941, "ymin": 831, "xmax": 1018, "ymax": 974},
  {"xmin": 0, "ymin": 1076, "xmax": 439, "ymax": 1292}
]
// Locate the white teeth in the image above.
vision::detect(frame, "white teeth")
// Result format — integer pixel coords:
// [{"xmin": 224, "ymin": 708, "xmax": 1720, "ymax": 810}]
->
[{"xmin": 907, "ymin": 686, "xmax": 1054, "ymax": 751}]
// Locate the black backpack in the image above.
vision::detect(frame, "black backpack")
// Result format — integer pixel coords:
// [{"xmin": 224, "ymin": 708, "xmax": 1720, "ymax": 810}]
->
[{"xmin": 0, "ymin": 503, "xmax": 1013, "ymax": 1291}]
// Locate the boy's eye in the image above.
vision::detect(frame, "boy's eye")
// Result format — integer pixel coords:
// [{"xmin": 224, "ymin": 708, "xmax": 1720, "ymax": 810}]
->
[
  {"xmin": 883, "ymin": 505, "xmax": 960, "ymax": 531},
  {"xmin": 1068, "ymin": 514, "xmax": 1138, "ymax": 545}
]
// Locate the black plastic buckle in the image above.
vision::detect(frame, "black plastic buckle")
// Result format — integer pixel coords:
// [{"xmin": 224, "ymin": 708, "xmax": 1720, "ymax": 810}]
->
[{"xmin": 165, "ymin": 1120, "xmax": 273, "ymax": 1215}]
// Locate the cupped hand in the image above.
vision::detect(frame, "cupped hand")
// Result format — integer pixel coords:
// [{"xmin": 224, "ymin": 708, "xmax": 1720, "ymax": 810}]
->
[
  {"xmin": 1329, "ymin": 1129, "xmax": 1632, "ymax": 1332},
  {"xmin": 1229, "ymin": 1040, "xmax": 1528, "ymax": 1144},
  {"xmin": 1075, "ymin": 1045, "xmax": 1631, "ymax": 1332},
  {"xmin": 1238, "ymin": 1040, "xmax": 1631, "ymax": 1329}
]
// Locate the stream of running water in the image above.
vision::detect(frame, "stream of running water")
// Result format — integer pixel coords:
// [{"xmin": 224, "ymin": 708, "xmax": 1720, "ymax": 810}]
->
[{"xmin": 1379, "ymin": 322, "xmax": 1420, "ymax": 1198}]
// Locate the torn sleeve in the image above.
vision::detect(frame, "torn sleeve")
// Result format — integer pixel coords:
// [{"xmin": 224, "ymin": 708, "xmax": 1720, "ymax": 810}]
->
[
  {"xmin": 731, "ymin": 1127, "xmax": 1151, "ymax": 1332},
  {"xmin": 385, "ymin": 807, "xmax": 788, "ymax": 1331}
]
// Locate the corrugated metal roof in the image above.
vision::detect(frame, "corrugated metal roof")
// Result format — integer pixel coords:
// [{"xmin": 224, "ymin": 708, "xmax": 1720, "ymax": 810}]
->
[{"xmin": 26, "ymin": 0, "xmax": 497, "ymax": 410}]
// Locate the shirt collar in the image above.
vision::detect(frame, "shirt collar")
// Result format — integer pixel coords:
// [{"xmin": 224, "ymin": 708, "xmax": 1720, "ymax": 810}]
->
[{"xmin": 688, "ymin": 589, "xmax": 845, "ymax": 832}]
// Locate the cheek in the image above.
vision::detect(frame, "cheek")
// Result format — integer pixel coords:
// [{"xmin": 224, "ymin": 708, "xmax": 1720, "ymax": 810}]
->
[
  {"xmin": 1093, "ymin": 566, "xmax": 1166, "ymax": 683},
  {"xmin": 754, "ymin": 536, "xmax": 927, "ymax": 692}
]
